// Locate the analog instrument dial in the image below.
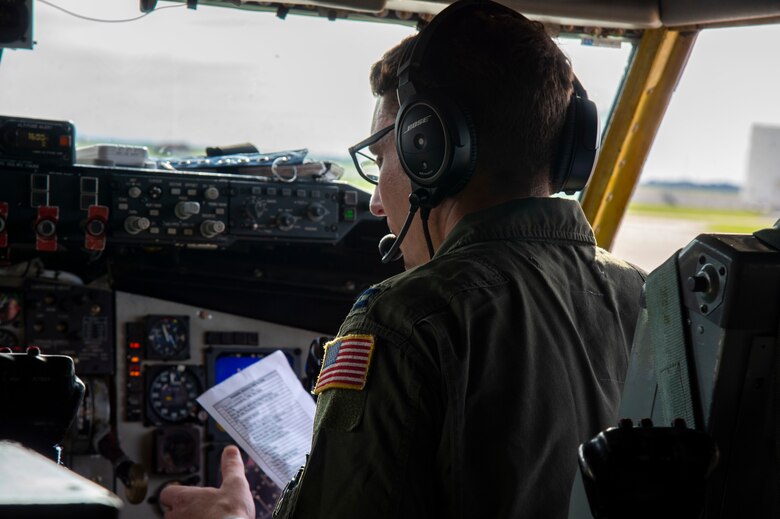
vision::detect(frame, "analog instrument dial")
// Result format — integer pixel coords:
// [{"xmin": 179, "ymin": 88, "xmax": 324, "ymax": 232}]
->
[
  {"xmin": 146, "ymin": 316, "xmax": 189, "ymax": 359},
  {"xmin": 148, "ymin": 366, "xmax": 201, "ymax": 423}
]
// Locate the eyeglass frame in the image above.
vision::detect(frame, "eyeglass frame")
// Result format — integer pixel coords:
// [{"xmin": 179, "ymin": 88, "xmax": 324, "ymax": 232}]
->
[{"xmin": 348, "ymin": 123, "xmax": 395, "ymax": 185}]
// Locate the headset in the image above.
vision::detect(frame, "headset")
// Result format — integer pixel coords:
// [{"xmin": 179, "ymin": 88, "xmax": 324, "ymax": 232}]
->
[{"xmin": 379, "ymin": 0, "xmax": 599, "ymax": 263}]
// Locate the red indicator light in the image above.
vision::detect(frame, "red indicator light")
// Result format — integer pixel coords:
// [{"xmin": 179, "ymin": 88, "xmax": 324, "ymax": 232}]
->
[
  {"xmin": 130, "ymin": 356, "xmax": 140, "ymax": 363},
  {"xmin": 129, "ymin": 370, "xmax": 141, "ymax": 377},
  {"xmin": 59, "ymin": 135, "xmax": 71, "ymax": 147},
  {"xmin": 129, "ymin": 342, "xmax": 141, "ymax": 349}
]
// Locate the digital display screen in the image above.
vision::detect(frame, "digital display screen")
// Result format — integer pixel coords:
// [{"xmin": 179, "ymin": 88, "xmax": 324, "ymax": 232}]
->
[
  {"xmin": 14, "ymin": 130, "xmax": 50, "ymax": 150},
  {"xmin": 214, "ymin": 355, "xmax": 264, "ymax": 384},
  {"xmin": 0, "ymin": 117, "xmax": 74, "ymax": 166},
  {"xmin": 213, "ymin": 351, "xmax": 297, "ymax": 385}
]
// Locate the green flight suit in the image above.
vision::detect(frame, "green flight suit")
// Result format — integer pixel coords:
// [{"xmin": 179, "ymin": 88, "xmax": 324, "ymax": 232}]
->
[{"xmin": 274, "ymin": 197, "xmax": 646, "ymax": 519}]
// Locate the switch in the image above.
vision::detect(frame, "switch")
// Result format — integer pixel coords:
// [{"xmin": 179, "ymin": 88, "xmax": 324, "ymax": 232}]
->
[
  {"xmin": 175, "ymin": 201, "xmax": 201, "ymax": 220},
  {"xmin": 343, "ymin": 190, "xmax": 358, "ymax": 206}
]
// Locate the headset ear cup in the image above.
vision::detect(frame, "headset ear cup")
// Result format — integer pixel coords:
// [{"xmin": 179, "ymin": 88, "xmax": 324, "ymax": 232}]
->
[
  {"xmin": 396, "ymin": 97, "xmax": 449, "ymax": 187},
  {"xmin": 553, "ymin": 91, "xmax": 600, "ymax": 195},
  {"xmin": 441, "ymin": 100, "xmax": 477, "ymax": 199},
  {"xmin": 395, "ymin": 91, "xmax": 477, "ymax": 206},
  {"xmin": 552, "ymin": 98, "xmax": 577, "ymax": 193}
]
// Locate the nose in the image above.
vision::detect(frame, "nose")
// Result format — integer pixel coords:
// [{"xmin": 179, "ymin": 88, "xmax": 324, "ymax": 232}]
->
[{"xmin": 369, "ymin": 185, "xmax": 385, "ymax": 217}]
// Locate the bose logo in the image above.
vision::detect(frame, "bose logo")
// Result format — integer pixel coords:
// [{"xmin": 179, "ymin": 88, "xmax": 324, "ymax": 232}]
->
[{"xmin": 404, "ymin": 115, "xmax": 431, "ymax": 134}]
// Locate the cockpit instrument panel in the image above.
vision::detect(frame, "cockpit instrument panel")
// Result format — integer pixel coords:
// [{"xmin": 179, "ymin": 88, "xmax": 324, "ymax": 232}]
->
[{"xmin": 0, "ymin": 116, "xmax": 402, "ymax": 518}]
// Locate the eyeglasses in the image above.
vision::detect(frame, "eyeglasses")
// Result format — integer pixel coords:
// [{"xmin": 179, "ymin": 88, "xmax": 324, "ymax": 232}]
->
[{"xmin": 348, "ymin": 124, "xmax": 394, "ymax": 185}]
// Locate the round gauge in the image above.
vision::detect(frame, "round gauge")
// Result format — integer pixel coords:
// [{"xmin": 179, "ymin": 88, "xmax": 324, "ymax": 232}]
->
[
  {"xmin": 156, "ymin": 426, "xmax": 199, "ymax": 474},
  {"xmin": 148, "ymin": 366, "xmax": 201, "ymax": 423},
  {"xmin": 0, "ymin": 329, "xmax": 19, "ymax": 350},
  {"xmin": 0, "ymin": 293, "xmax": 21, "ymax": 325},
  {"xmin": 147, "ymin": 316, "xmax": 189, "ymax": 359}
]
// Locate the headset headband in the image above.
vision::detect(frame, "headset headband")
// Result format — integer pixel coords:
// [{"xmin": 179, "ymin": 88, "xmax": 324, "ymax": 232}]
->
[
  {"xmin": 395, "ymin": 0, "xmax": 599, "ymax": 196},
  {"xmin": 396, "ymin": 0, "xmax": 497, "ymax": 105}
]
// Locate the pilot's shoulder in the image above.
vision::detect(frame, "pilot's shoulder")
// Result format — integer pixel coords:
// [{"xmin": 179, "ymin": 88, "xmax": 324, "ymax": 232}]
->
[
  {"xmin": 340, "ymin": 252, "xmax": 506, "ymax": 333},
  {"xmin": 595, "ymin": 246, "xmax": 648, "ymax": 282}
]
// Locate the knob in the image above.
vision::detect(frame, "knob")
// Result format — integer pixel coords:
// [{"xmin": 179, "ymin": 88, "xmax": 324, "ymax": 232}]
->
[
  {"xmin": 204, "ymin": 187, "xmax": 220, "ymax": 200},
  {"xmin": 276, "ymin": 212, "xmax": 295, "ymax": 231},
  {"xmin": 36, "ymin": 219, "xmax": 57, "ymax": 237},
  {"xmin": 200, "ymin": 220, "xmax": 226, "ymax": 238},
  {"xmin": 175, "ymin": 201, "xmax": 201, "ymax": 220},
  {"xmin": 687, "ymin": 275, "xmax": 709, "ymax": 293},
  {"xmin": 688, "ymin": 264, "xmax": 719, "ymax": 299},
  {"xmin": 249, "ymin": 199, "xmax": 266, "ymax": 219},
  {"xmin": 124, "ymin": 216, "xmax": 150, "ymax": 235},
  {"xmin": 86, "ymin": 218, "xmax": 106, "ymax": 237},
  {"xmin": 128, "ymin": 186, "xmax": 142, "ymax": 198},
  {"xmin": 148, "ymin": 185, "xmax": 163, "ymax": 199},
  {"xmin": 307, "ymin": 203, "xmax": 327, "ymax": 222}
]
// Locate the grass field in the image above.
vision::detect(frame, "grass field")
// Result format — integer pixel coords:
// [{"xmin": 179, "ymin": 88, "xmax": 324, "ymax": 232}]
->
[{"xmin": 627, "ymin": 203, "xmax": 779, "ymax": 234}]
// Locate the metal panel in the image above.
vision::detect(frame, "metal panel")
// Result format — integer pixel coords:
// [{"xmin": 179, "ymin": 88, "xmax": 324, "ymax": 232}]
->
[{"xmin": 662, "ymin": 0, "xmax": 780, "ymax": 27}]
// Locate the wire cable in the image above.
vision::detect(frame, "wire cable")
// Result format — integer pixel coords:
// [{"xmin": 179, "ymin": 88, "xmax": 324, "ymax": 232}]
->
[
  {"xmin": 420, "ymin": 206, "xmax": 435, "ymax": 260},
  {"xmin": 380, "ymin": 202, "xmax": 419, "ymax": 264},
  {"xmin": 37, "ymin": 0, "xmax": 185, "ymax": 23}
]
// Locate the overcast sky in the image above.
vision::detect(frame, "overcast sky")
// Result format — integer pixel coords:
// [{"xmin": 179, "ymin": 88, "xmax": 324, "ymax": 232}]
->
[
  {"xmin": 645, "ymin": 23, "xmax": 780, "ymax": 185},
  {"xmin": 2, "ymin": 1, "xmax": 780, "ymax": 186}
]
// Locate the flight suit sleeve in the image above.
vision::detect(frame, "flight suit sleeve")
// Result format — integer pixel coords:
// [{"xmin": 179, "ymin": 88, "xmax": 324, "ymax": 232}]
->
[{"xmin": 273, "ymin": 326, "xmax": 442, "ymax": 519}]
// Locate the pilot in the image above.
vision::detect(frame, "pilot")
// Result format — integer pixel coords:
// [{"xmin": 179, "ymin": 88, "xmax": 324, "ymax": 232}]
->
[{"xmin": 160, "ymin": 1, "xmax": 646, "ymax": 518}]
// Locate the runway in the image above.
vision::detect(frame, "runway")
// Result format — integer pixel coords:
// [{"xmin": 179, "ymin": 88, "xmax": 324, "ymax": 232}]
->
[{"xmin": 609, "ymin": 214, "xmax": 709, "ymax": 272}]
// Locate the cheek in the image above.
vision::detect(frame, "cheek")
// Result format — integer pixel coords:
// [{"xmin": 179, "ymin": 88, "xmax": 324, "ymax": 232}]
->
[{"xmin": 382, "ymin": 155, "xmax": 410, "ymax": 194}]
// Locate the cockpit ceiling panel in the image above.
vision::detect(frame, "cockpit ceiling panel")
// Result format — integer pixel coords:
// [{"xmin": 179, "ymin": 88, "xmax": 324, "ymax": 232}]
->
[{"xmin": 190, "ymin": 0, "xmax": 780, "ymax": 29}]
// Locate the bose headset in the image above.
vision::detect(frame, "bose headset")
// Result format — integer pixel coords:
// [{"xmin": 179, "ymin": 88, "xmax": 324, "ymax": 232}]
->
[{"xmin": 379, "ymin": 0, "xmax": 600, "ymax": 263}]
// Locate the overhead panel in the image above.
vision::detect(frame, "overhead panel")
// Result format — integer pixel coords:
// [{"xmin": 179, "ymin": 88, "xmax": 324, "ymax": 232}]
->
[
  {"xmin": 661, "ymin": 0, "xmax": 780, "ymax": 27},
  {"xmin": 506, "ymin": 0, "xmax": 662, "ymax": 28}
]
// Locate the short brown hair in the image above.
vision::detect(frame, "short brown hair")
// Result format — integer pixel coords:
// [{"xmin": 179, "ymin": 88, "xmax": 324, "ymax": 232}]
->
[{"xmin": 369, "ymin": 8, "xmax": 573, "ymax": 192}]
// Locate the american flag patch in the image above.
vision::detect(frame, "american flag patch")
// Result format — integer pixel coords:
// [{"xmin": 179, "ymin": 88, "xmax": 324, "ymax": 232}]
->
[{"xmin": 313, "ymin": 334, "xmax": 375, "ymax": 395}]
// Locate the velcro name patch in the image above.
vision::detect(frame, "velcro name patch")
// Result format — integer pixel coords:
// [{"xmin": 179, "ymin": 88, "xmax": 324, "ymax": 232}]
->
[
  {"xmin": 349, "ymin": 287, "xmax": 381, "ymax": 315},
  {"xmin": 313, "ymin": 334, "xmax": 375, "ymax": 395}
]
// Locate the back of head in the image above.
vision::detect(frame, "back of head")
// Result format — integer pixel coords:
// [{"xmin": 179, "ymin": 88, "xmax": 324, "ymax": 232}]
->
[{"xmin": 370, "ymin": 2, "xmax": 574, "ymax": 195}]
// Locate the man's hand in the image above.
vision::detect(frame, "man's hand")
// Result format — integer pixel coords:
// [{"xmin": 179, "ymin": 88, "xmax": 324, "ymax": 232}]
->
[{"xmin": 160, "ymin": 445, "xmax": 256, "ymax": 519}]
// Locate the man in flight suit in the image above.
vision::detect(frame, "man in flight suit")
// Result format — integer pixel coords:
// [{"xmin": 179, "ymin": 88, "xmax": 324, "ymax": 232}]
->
[{"xmin": 160, "ymin": 1, "xmax": 646, "ymax": 518}]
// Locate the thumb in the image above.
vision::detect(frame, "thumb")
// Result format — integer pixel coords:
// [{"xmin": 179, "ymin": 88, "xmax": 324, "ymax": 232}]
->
[{"xmin": 220, "ymin": 445, "xmax": 247, "ymax": 485}]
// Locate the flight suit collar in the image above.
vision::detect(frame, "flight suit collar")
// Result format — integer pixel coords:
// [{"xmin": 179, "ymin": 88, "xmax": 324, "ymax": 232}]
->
[{"xmin": 435, "ymin": 197, "xmax": 596, "ymax": 258}]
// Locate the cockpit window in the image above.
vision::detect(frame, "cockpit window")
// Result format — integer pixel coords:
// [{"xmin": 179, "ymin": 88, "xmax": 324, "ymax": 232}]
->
[
  {"xmin": 0, "ymin": 1, "xmax": 635, "ymax": 189},
  {"xmin": 612, "ymin": 24, "xmax": 780, "ymax": 271},
  {"xmin": 557, "ymin": 36, "xmax": 634, "ymax": 136}
]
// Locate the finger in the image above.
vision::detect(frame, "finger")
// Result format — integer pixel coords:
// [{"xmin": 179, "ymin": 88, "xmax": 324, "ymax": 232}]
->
[
  {"xmin": 220, "ymin": 445, "xmax": 247, "ymax": 485},
  {"xmin": 159, "ymin": 482, "xmax": 204, "ymax": 509},
  {"xmin": 158, "ymin": 482, "xmax": 182, "ymax": 509}
]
